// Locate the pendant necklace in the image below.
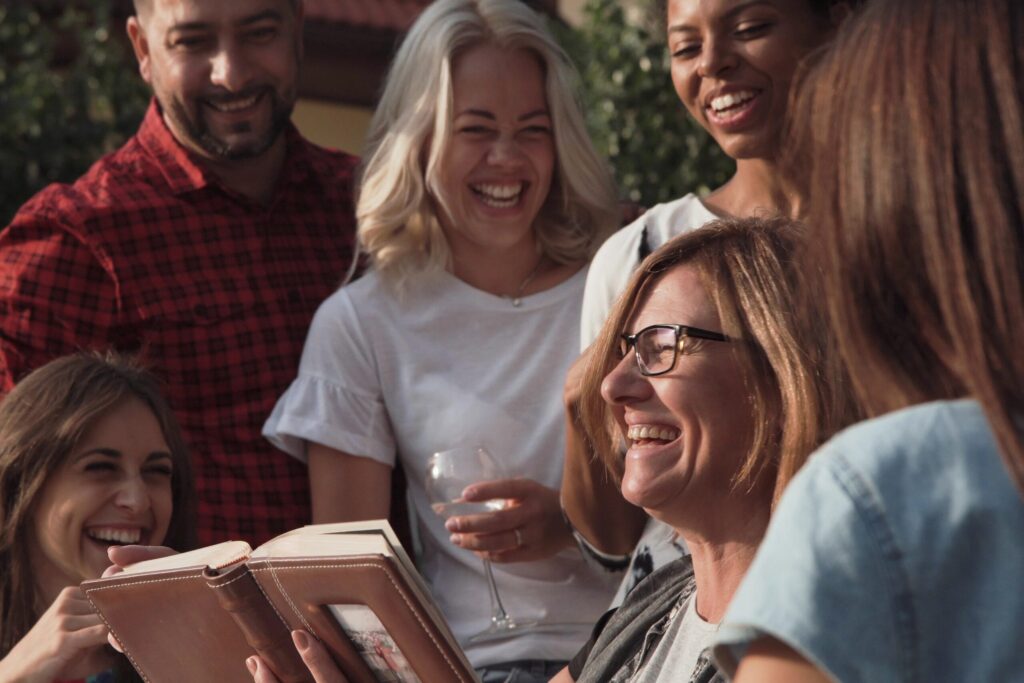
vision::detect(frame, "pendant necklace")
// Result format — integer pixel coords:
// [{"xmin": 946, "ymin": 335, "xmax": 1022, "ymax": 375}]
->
[{"xmin": 505, "ymin": 255, "xmax": 547, "ymax": 307}]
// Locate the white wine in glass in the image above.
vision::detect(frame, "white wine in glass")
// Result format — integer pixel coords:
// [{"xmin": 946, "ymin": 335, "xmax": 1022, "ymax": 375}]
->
[{"xmin": 425, "ymin": 445, "xmax": 535, "ymax": 642}]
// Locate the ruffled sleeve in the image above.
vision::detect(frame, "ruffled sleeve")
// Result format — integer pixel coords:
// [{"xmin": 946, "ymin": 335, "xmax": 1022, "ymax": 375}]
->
[{"xmin": 263, "ymin": 287, "xmax": 396, "ymax": 466}]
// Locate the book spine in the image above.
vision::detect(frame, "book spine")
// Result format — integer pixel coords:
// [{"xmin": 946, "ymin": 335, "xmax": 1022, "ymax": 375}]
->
[{"xmin": 205, "ymin": 563, "xmax": 311, "ymax": 683}]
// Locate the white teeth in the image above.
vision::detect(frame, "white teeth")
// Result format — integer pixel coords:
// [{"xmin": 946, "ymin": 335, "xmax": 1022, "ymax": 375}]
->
[
  {"xmin": 710, "ymin": 90, "xmax": 756, "ymax": 113},
  {"xmin": 87, "ymin": 528, "xmax": 142, "ymax": 544},
  {"xmin": 627, "ymin": 425, "xmax": 680, "ymax": 443},
  {"xmin": 212, "ymin": 95, "xmax": 259, "ymax": 112},
  {"xmin": 472, "ymin": 183, "xmax": 523, "ymax": 208}
]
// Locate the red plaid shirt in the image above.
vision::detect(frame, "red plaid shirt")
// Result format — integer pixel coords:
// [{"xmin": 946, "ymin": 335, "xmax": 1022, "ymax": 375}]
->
[{"xmin": 0, "ymin": 101, "xmax": 357, "ymax": 546}]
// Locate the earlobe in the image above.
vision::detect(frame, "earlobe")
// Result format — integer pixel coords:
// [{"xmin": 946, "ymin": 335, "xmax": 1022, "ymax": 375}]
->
[{"xmin": 125, "ymin": 16, "xmax": 153, "ymax": 84}]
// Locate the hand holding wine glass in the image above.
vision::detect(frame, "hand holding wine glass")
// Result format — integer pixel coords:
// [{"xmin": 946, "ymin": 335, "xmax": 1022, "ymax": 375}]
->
[
  {"xmin": 445, "ymin": 477, "xmax": 574, "ymax": 563},
  {"xmin": 425, "ymin": 446, "xmax": 536, "ymax": 641}
]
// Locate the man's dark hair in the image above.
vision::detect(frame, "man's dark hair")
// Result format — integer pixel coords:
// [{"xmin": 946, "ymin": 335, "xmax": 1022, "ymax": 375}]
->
[{"xmin": 132, "ymin": 0, "xmax": 300, "ymax": 21}]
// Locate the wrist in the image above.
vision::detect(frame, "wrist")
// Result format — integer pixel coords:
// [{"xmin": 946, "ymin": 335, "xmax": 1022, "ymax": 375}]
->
[
  {"xmin": 0, "ymin": 659, "xmax": 40, "ymax": 683},
  {"xmin": 560, "ymin": 501, "xmax": 631, "ymax": 571}
]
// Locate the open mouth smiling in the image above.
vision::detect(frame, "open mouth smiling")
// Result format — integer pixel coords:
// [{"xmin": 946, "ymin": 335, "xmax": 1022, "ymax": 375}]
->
[
  {"xmin": 85, "ymin": 526, "xmax": 146, "ymax": 546},
  {"xmin": 627, "ymin": 424, "xmax": 681, "ymax": 447},
  {"xmin": 471, "ymin": 182, "xmax": 525, "ymax": 208},
  {"xmin": 204, "ymin": 90, "xmax": 265, "ymax": 114},
  {"xmin": 704, "ymin": 89, "xmax": 762, "ymax": 124}
]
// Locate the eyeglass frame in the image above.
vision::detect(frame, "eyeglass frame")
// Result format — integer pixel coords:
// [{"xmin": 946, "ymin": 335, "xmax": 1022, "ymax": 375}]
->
[{"xmin": 619, "ymin": 323, "xmax": 730, "ymax": 377}]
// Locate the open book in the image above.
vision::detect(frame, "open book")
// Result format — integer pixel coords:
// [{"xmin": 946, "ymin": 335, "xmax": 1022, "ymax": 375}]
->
[{"xmin": 82, "ymin": 520, "xmax": 477, "ymax": 683}]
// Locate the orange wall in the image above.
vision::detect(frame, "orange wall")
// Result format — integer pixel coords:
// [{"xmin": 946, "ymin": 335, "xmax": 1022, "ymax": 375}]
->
[{"xmin": 292, "ymin": 98, "xmax": 374, "ymax": 155}]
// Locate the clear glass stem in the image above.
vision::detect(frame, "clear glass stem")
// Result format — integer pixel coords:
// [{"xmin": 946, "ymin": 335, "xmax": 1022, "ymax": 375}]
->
[{"xmin": 482, "ymin": 559, "xmax": 514, "ymax": 629}]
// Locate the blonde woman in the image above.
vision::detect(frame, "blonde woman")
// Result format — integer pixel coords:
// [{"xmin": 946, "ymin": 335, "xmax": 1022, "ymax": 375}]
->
[{"xmin": 263, "ymin": 0, "xmax": 619, "ymax": 679}]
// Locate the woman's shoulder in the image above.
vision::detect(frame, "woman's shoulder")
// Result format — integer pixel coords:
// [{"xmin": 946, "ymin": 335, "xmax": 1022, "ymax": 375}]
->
[
  {"xmin": 620, "ymin": 556, "xmax": 696, "ymax": 614},
  {"xmin": 813, "ymin": 399, "xmax": 997, "ymax": 490},
  {"xmin": 592, "ymin": 193, "xmax": 714, "ymax": 265},
  {"xmin": 311, "ymin": 269, "xmax": 401, "ymax": 323},
  {"xmin": 717, "ymin": 409, "xmax": 1024, "ymax": 681},
  {"xmin": 638, "ymin": 193, "xmax": 718, "ymax": 249}
]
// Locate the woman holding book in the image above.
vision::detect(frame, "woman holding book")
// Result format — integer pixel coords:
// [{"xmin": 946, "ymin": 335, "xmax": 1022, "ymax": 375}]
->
[
  {"xmin": 263, "ymin": 0, "xmax": 619, "ymax": 678},
  {"xmin": 716, "ymin": 0, "xmax": 1024, "ymax": 680},
  {"xmin": 0, "ymin": 352, "xmax": 195, "ymax": 683}
]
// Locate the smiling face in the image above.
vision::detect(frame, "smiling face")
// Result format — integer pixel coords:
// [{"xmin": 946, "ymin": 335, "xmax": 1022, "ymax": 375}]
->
[
  {"xmin": 601, "ymin": 265, "xmax": 755, "ymax": 526},
  {"xmin": 127, "ymin": 0, "xmax": 301, "ymax": 161},
  {"xmin": 667, "ymin": 0, "xmax": 829, "ymax": 161},
  {"xmin": 29, "ymin": 398, "xmax": 174, "ymax": 603},
  {"xmin": 434, "ymin": 43, "xmax": 555, "ymax": 260}
]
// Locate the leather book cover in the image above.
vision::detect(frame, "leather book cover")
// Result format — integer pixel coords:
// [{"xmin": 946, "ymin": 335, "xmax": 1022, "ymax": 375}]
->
[
  {"xmin": 206, "ymin": 563, "xmax": 310, "ymax": 682},
  {"xmin": 81, "ymin": 521, "xmax": 478, "ymax": 683},
  {"xmin": 84, "ymin": 563, "xmax": 269, "ymax": 682},
  {"xmin": 249, "ymin": 554, "xmax": 476, "ymax": 683}
]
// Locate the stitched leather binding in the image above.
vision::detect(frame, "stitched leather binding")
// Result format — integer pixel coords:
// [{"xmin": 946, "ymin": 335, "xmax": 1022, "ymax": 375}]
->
[
  {"xmin": 81, "ymin": 520, "xmax": 477, "ymax": 683},
  {"xmin": 205, "ymin": 563, "xmax": 308, "ymax": 682}
]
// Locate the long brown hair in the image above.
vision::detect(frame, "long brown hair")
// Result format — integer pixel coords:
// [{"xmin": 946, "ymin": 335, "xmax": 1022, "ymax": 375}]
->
[
  {"xmin": 579, "ymin": 216, "xmax": 854, "ymax": 502},
  {"xmin": 785, "ymin": 0, "xmax": 1024, "ymax": 493},
  {"xmin": 0, "ymin": 352, "xmax": 196, "ymax": 661}
]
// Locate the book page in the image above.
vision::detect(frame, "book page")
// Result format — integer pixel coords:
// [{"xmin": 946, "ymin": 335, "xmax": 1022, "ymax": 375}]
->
[
  {"xmin": 252, "ymin": 533, "xmax": 395, "ymax": 559},
  {"xmin": 119, "ymin": 540, "xmax": 252, "ymax": 575}
]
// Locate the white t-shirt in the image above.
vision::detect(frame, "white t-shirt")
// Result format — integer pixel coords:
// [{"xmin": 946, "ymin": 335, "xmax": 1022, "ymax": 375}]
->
[
  {"xmin": 580, "ymin": 193, "xmax": 717, "ymax": 350},
  {"xmin": 264, "ymin": 267, "xmax": 618, "ymax": 668},
  {"xmin": 635, "ymin": 595, "xmax": 718, "ymax": 683}
]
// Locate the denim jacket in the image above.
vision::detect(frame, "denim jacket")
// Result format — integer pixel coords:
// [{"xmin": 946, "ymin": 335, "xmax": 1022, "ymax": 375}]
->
[{"xmin": 716, "ymin": 400, "xmax": 1024, "ymax": 682}]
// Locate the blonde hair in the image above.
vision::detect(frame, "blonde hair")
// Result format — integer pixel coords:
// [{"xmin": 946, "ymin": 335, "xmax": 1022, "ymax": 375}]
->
[
  {"xmin": 579, "ymin": 217, "xmax": 855, "ymax": 502},
  {"xmin": 356, "ymin": 0, "xmax": 618, "ymax": 288}
]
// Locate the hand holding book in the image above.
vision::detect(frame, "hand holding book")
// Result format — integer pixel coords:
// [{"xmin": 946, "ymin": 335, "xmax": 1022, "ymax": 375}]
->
[
  {"xmin": 248, "ymin": 630, "xmax": 347, "ymax": 683},
  {"xmin": 84, "ymin": 520, "xmax": 478, "ymax": 683}
]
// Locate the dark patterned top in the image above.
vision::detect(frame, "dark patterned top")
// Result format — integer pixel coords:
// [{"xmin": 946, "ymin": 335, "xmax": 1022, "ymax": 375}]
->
[{"xmin": 0, "ymin": 100, "xmax": 358, "ymax": 545}]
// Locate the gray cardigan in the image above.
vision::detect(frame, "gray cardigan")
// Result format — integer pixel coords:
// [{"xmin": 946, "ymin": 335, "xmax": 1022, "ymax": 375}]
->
[{"xmin": 570, "ymin": 557, "xmax": 727, "ymax": 683}]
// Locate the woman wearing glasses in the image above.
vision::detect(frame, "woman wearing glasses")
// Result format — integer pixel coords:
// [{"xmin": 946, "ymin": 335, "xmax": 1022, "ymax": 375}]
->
[
  {"xmin": 563, "ymin": 0, "xmax": 865, "ymax": 599},
  {"xmin": 549, "ymin": 215, "xmax": 851, "ymax": 682},
  {"xmin": 262, "ymin": 0, "xmax": 619, "ymax": 679}
]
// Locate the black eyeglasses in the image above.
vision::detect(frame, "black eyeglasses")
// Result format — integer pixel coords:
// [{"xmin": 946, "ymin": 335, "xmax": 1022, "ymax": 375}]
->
[{"xmin": 619, "ymin": 324, "xmax": 730, "ymax": 376}]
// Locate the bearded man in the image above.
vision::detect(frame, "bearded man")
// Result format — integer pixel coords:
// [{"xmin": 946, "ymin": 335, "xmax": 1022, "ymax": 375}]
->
[{"xmin": 0, "ymin": 0, "xmax": 358, "ymax": 546}]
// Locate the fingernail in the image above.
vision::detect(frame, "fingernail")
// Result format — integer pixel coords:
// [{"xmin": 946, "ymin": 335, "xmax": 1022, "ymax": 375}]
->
[
  {"xmin": 293, "ymin": 630, "xmax": 310, "ymax": 651},
  {"xmin": 462, "ymin": 486, "xmax": 476, "ymax": 499},
  {"xmin": 450, "ymin": 533, "xmax": 462, "ymax": 546},
  {"xmin": 246, "ymin": 657, "xmax": 258, "ymax": 675},
  {"xmin": 445, "ymin": 518, "xmax": 458, "ymax": 532}
]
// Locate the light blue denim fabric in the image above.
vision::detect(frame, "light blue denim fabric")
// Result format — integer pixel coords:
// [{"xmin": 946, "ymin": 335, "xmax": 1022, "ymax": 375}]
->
[
  {"xmin": 715, "ymin": 399, "xmax": 1024, "ymax": 683},
  {"xmin": 476, "ymin": 659, "xmax": 567, "ymax": 683}
]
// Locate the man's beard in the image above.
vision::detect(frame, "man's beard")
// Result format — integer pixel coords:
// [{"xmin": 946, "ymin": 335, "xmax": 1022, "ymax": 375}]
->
[{"xmin": 164, "ymin": 87, "xmax": 294, "ymax": 161}]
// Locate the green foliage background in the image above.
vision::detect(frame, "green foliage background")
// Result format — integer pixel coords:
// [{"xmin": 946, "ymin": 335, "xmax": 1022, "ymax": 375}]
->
[
  {"xmin": 0, "ymin": 1, "xmax": 149, "ymax": 225},
  {"xmin": 558, "ymin": 0, "xmax": 734, "ymax": 206}
]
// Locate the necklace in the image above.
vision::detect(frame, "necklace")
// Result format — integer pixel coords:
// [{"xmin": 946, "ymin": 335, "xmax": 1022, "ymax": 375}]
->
[{"xmin": 505, "ymin": 255, "xmax": 546, "ymax": 307}]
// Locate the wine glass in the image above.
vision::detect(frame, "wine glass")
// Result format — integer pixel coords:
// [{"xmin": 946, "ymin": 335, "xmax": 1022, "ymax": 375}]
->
[{"xmin": 425, "ymin": 445, "xmax": 535, "ymax": 641}]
